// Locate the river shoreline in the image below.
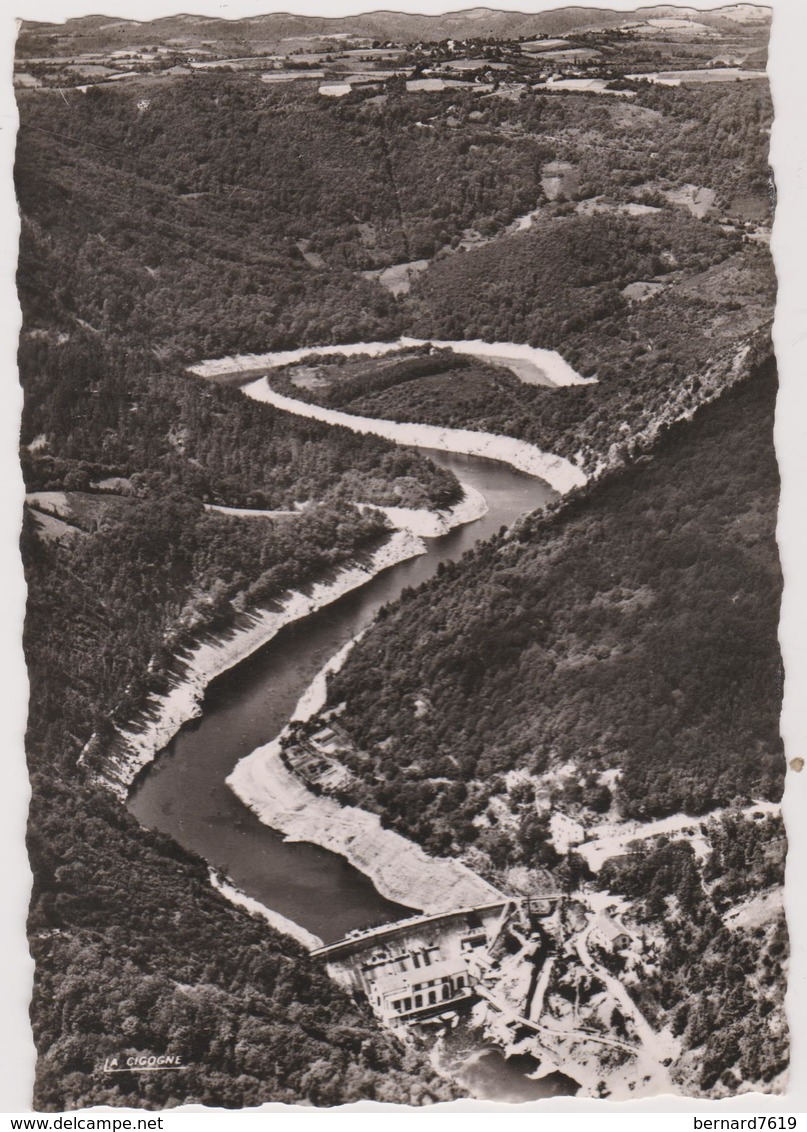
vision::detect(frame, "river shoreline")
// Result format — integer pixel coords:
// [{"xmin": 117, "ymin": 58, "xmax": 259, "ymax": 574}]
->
[
  {"xmin": 88, "ymin": 529, "xmax": 426, "ymax": 799},
  {"xmin": 90, "ymin": 472, "xmax": 492, "ymax": 798}
]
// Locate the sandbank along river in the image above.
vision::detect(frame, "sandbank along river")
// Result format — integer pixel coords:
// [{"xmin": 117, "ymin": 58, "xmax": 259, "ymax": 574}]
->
[{"xmin": 129, "ymin": 446, "xmax": 557, "ymax": 942}]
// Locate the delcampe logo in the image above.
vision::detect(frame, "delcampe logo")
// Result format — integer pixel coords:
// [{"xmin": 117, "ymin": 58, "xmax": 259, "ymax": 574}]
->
[{"xmin": 101, "ymin": 1052, "xmax": 187, "ymax": 1074}]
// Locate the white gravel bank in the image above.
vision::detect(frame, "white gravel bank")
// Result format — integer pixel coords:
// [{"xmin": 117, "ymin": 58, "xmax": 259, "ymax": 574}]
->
[
  {"xmin": 90, "ymin": 530, "xmax": 426, "ymax": 798},
  {"xmin": 227, "ymin": 739, "xmax": 504, "ymax": 915}
]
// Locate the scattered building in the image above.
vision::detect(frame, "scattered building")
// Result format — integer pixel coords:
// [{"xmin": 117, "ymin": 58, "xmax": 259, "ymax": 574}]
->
[
  {"xmin": 280, "ymin": 723, "xmax": 357, "ymax": 792},
  {"xmin": 319, "ymin": 83, "xmax": 352, "ymax": 97},
  {"xmin": 550, "ymin": 812, "xmax": 586, "ymax": 854}
]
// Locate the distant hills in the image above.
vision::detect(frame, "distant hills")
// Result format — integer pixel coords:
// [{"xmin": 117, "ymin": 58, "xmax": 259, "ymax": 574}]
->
[{"xmin": 18, "ymin": 5, "xmax": 772, "ymax": 54}]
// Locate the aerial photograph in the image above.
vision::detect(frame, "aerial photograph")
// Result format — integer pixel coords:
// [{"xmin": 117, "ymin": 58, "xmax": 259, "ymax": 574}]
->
[{"xmin": 13, "ymin": 0, "xmax": 790, "ymax": 1111}]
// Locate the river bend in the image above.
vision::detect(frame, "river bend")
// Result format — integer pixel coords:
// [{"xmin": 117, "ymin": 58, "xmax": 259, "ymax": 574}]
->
[{"xmin": 129, "ymin": 448, "xmax": 556, "ymax": 943}]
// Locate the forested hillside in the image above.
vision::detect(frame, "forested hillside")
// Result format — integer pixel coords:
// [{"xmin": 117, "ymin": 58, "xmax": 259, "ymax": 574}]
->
[
  {"xmin": 154, "ymin": 77, "xmax": 777, "ymax": 476},
  {"xmin": 270, "ymin": 212, "xmax": 773, "ymax": 472},
  {"xmin": 329, "ymin": 361, "xmax": 783, "ymax": 851}
]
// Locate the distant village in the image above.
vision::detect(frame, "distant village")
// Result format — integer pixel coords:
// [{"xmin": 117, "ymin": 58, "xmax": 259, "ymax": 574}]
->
[{"xmin": 15, "ymin": 22, "xmax": 768, "ymax": 98}]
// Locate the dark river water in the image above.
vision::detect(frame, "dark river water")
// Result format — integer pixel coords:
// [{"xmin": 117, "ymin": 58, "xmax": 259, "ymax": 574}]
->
[{"xmin": 128, "ymin": 449, "xmax": 556, "ymax": 943}]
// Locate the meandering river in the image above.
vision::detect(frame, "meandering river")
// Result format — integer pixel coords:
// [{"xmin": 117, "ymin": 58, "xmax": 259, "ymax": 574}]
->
[{"xmin": 129, "ymin": 447, "xmax": 556, "ymax": 943}]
